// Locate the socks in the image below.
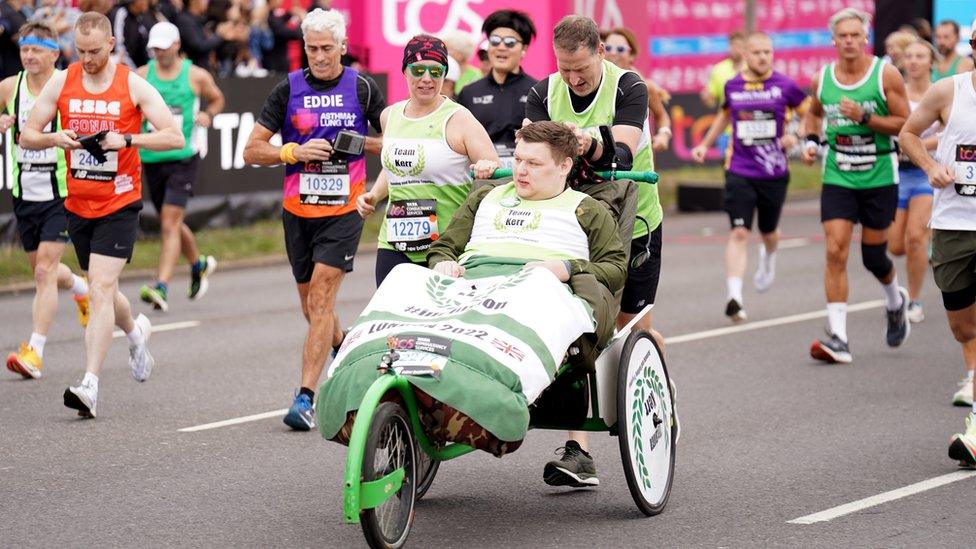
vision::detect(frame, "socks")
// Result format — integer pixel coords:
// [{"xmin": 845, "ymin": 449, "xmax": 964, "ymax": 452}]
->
[
  {"xmin": 727, "ymin": 277, "xmax": 743, "ymax": 303},
  {"xmin": 299, "ymin": 387, "xmax": 315, "ymax": 401},
  {"xmin": 82, "ymin": 372, "xmax": 98, "ymax": 389},
  {"xmin": 70, "ymin": 274, "xmax": 89, "ymax": 296},
  {"xmin": 883, "ymin": 276, "xmax": 902, "ymax": 311},
  {"xmin": 966, "ymin": 371, "xmax": 974, "ymax": 382},
  {"xmin": 760, "ymin": 245, "xmax": 776, "ymax": 273},
  {"xmin": 28, "ymin": 332, "xmax": 46, "ymax": 358},
  {"xmin": 827, "ymin": 302, "xmax": 848, "ymax": 342},
  {"xmin": 126, "ymin": 322, "xmax": 145, "ymax": 347}
]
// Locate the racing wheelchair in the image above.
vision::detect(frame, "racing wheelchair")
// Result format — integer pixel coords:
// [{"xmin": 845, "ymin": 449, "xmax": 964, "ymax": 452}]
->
[{"xmin": 319, "ymin": 167, "xmax": 677, "ymax": 549}]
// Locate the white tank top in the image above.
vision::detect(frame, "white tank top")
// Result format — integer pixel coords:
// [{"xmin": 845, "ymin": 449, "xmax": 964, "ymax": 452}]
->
[{"xmin": 932, "ymin": 72, "xmax": 976, "ymax": 230}]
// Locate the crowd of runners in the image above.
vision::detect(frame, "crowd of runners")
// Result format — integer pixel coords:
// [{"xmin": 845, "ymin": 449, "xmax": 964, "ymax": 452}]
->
[{"xmin": 4, "ymin": 6, "xmax": 976, "ymax": 480}]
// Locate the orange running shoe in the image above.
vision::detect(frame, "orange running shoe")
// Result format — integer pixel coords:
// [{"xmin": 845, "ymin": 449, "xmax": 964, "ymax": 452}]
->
[
  {"xmin": 6, "ymin": 343, "xmax": 42, "ymax": 379},
  {"xmin": 74, "ymin": 294, "xmax": 90, "ymax": 328}
]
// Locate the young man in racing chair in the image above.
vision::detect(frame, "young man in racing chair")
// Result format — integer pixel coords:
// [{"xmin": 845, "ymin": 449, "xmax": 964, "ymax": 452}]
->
[{"xmin": 429, "ymin": 120, "xmax": 628, "ymax": 487}]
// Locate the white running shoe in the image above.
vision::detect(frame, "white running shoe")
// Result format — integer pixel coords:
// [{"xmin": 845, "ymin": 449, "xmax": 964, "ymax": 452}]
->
[
  {"xmin": 129, "ymin": 314, "xmax": 155, "ymax": 382},
  {"xmin": 906, "ymin": 300, "xmax": 924, "ymax": 323},
  {"xmin": 64, "ymin": 382, "xmax": 97, "ymax": 418},
  {"xmin": 753, "ymin": 246, "xmax": 775, "ymax": 293},
  {"xmin": 953, "ymin": 376, "xmax": 974, "ymax": 407}
]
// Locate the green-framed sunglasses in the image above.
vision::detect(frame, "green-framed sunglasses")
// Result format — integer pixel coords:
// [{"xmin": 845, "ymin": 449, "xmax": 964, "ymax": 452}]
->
[{"xmin": 406, "ymin": 63, "xmax": 446, "ymax": 78}]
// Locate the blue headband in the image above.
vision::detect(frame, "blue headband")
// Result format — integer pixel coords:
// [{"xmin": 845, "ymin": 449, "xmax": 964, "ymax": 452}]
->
[{"xmin": 19, "ymin": 36, "xmax": 59, "ymax": 50}]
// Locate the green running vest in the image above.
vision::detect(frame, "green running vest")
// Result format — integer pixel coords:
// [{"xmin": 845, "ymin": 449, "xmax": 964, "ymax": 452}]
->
[{"xmin": 140, "ymin": 59, "xmax": 196, "ymax": 163}]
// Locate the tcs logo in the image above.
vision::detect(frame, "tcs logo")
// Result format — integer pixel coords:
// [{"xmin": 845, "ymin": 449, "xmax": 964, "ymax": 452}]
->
[
  {"xmin": 381, "ymin": 0, "xmax": 483, "ymax": 46},
  {"xmin": 68, "ymin": 99, "xmax": 121, "ymax": 116}
]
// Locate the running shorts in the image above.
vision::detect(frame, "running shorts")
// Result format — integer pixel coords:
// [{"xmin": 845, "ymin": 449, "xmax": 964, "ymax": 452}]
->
[
  {"xmin": 66, "ymin": 201, "xmax": 142, "ymax": 271},
  {"xmin": 820, "ymin": 183, "xmax": 897, "ymax": 230},
  {"xmin": 724, "ymin": 172, "xmax": 789, "ymax": 233},
  {"xmin": 13, "ymin": 197, "xmax": 69, "ymax": 252},
  {"xmin": 283, "ymin": 209, "xmax": 364, "ymax": 283}
]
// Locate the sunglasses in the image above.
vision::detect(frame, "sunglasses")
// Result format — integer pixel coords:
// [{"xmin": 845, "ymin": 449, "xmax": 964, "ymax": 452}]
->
[
  {"xmin": 406, "ymin": 63, "xmax": 446, "ymax": 78},
  {"xmin": 604, "ymin": 44, "xmax": 631, "ymax": 54},
  {"xmin": 971, "ymin": 38, "xmax": 976, "ymax": 51},
  {"xmin": 488, "ymin": 35, "xmax": 522, "ymax": 48},
  {"xmin": 630, "ymin": 217, "xmax": 652, "ymax": 269}
]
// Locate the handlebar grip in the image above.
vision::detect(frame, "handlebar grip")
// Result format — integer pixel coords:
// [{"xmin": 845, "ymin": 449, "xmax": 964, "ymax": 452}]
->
[{"xmin": 473, "ymin": 168, "xmax": 659, "ymax": 184}]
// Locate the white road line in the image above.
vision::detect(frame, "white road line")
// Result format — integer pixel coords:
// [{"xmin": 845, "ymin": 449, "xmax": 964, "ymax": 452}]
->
[
  {"xmin": 778, "ymin": 237, "xmax": 811, "ymax": 249},
  {"xmin": 178, "ymin": 409, "xmax": 288, "ymax": 432},
  {"xmin": 112, "ymin": 320, "xmax": 200, "ymax": 339},
  {"xmin": 788, "ymin": 470, "xmax": 976, "ymax": 524},
  {"xmin": 665, "ymin": 299, "xmax": 885, "ymax": 345}
]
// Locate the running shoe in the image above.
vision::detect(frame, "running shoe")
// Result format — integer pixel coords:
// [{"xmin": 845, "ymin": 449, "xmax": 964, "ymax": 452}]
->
[
  {"xmin": 753, "ymin": 247, "xmax": 775, "ymax": 293},
  {"xmin": 953, "ymin": 376, "xmax": 974, "ymax": 407},
  {"xmin": 725, "ymin": 298, "xmax": 747, "ymax": 322},
  {"xmin": 906, "ymin": 300, "xmax": 924, "ymax": 323},
  {"xmin": 63, "ymin": 381, "xmax": 97, "ymax": 418},
  {"xmin": 331, "ymin": 329, "xmax": 349, "ymax": 360},
  {"xmin": 6, "ymin": 343, "xmax": 42, "ymax": 379},
  {"xmin": 948, "ymin": 413, "xmax": 976, "ymax": 468},
  {"xmin": 885, "ymin": 287, "xmax": 911, "ymax": 347},
  {"xmin": 74, "ymin": 294, "xmax": 90, "ymax": 327},
  {"xmin": 283, "ymin": 392, "xmax": 315, "ymax": 431},
  {"xmin": 128, "ymin": 314, "xmax": 154, "ymax": 382},
  {"xmin": 189, "ymin": 255, "xmax": 217, "ymax": 300},
  {"xmin": 810, "ymin": 332, "xmax": 853, "ymax": 364},
  {"xmin": 140, "ymin": 283, "xmax": 169, "ymax": 312},
  {"xmin": 544, "ymin": 440, "xmax": 599, "ymax": 487}
]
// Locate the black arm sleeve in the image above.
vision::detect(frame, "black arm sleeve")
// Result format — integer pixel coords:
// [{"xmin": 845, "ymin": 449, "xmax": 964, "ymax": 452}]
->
[
  {"xmin": 357, "ymin": 74, "xmax": 387, "ymax": 133},
  {"xmin": 269, "ymin": 15, "xmax": 303, "ymax": 41},
  {"xmin": 524, "ymin": 80, "xmax": 551, "ymax": 122},
  {"xmin": 612, "ymin": 72, "xmax": 648, "ymax": 130},
  {"xmin": 176, "ymin": 16, "xmax": 221, "ymax": 58},
  {"xmin": 255, "ymin": 79, "xmax": 290, "ymax": 134}
]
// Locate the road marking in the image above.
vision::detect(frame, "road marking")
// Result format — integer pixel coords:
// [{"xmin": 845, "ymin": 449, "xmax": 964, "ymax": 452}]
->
[
  {"xmin": 666, "ymin": 300, "xmax": 885, "ymax": 345},
  {"xmin": 112, "ymin": 320, "xmax": 200, "ymax": 339},
  {"xmin": 178, "ymin": 409, "xmax": 288, "ymax": 432},
  {"xmin": 778, "ymin": 237, "xmax": 811, "ymax": 249},
  {"xmin": 787, "ymin": 470, "xmax": 976, "ymax": 524}
]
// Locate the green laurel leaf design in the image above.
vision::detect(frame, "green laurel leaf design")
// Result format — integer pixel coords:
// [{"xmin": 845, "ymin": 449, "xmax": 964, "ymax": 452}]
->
[
  {"xmin": 382, "ymin": 146, "xmax": 406, "ymax": 178},
  {"xmin": 408, "ymin": 143, "xmax": 426, "ymax": 176}
]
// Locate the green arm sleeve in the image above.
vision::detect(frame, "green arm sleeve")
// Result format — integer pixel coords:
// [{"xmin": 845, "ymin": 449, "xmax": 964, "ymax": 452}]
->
[
  {"xmin": 568, "ymin": 196, "xmax": 628, "ymax": 294},
  {"xmin": 427, "ymin": 185, "xmax": 494, "ymax": 267}
]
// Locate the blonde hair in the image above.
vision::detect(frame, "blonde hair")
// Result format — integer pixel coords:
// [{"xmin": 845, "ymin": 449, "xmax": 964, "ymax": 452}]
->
[
  {"xmin": 441, "ymin": 30, "xmax": 475, "ymax": 60},
  {"xmin": 829, "ymin": 8, "xmax": 871, "ymax": 35},
  {"xmin": 75, "ymin": 11, "xmax": 111, "ymax": 36}
]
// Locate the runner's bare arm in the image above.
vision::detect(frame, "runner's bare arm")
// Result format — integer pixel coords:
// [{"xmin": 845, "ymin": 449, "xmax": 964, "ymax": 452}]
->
[
  {"xmin": 958, "ymin": 57, "xmax": 975, "ymax": 73},
  {"xmin": 647, "ymin": 80, "xmax": 672, "ymax": 152},
  {"xmin": 798, "ymin": 72, "xmax": 824, "ymax": 165},
  {"xmin": 20, "ymin": 70, "xmax": 76, "ymax": 150},
  {"xmin": 357, "ymin": 169, "xmax": 388, "ymax": 218},
  {"xmin": 192, "ymin": 66, "xmax": 225, "ymax": 128},
  {"xmin": 899, "ymin": 78, "xmax": 954, "ymax": 187},
  {"xmin": 450, "ymin": 108, "xmax": 500, "ymax": 167},
  {"xmin": 365, "ymin": 105, "xmax": 391, "ymax": 157},
  {"xmin": 691, "ymin": 108, "xmax": 730, "ymax": 163},
  {"xmin": 839, "ymin": 64, "xmax": 907, "ymax": 136},
  {"xmin": 123, "ymin": 73, "xmax": 184, "ymax": 151},
  {"xmin": 0, "ymin": 76, "xmax": 16, "ymax": 132},
  {"xmin": 136, "ymin": 65, "xmax": 148, "ymax": 78}
]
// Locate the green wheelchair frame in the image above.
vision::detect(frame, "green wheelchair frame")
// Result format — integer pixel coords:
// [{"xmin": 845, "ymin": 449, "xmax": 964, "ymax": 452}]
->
[{"xmin": 326, "ymin": 170, "xmax": 678, "ymax": 549}]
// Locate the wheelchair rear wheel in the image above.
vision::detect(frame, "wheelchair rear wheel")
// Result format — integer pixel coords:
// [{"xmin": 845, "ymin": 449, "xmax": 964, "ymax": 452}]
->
[
  {"xmin": 361, "ymin": 402, "xmax": 417, "ymax": 549},
  {"xmin": 415, "ymin": 449, "xmax": 440, "ymax": 500},
  {"xmin": 616, "ymin": 330, "xmax": 676, "ymax": 516}
]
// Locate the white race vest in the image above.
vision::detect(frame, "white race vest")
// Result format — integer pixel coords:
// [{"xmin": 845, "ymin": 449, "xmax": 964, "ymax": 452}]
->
[{"xmin": 932, "ymin": 72, "xmax": 976, "ymax": 230}]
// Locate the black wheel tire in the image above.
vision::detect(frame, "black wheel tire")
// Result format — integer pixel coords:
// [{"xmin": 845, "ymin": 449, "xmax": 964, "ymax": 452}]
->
[
  {"xmin": 360, "ymin": 402, "xmax": 417, "ymax": 549},
  {"xmin": 415, "ymin": 449, "xmax": 440, "ymax": 501},
  {"xmin": 616, "ymin": 330, "xmax": 676, "ymax": 516}
]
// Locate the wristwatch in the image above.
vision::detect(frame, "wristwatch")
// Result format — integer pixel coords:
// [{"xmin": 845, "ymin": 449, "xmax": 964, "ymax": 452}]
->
[
  {"xmin": 123, "ymin": 134, "xmax": 132, "ymax": 148},
  {"xmin": 859, "ymin": 111, "xmax": 871, "ymax": 125}
]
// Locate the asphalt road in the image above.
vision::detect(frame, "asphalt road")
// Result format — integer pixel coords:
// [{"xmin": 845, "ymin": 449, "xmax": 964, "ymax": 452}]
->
[{"xmin": 2, "ymin": 199, "xmax": 973, "ymax": 548}]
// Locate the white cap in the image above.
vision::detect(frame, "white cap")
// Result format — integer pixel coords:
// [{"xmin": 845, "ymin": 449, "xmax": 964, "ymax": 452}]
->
[
  {"xmin": 147, "ymin": 22, "xmax": 180, "ymax": 50},
  {"xmin": 446, "ymin": 57, "xmax": 460, "ymax": 81}
]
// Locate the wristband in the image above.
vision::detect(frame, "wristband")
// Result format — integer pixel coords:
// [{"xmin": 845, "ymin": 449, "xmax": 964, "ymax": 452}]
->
[
  {"xmin": 585, "ymin": 137, "xmax": 598, "ymax": 159},
  {"xmin": 280, "ymin": 142, "xmax": 299, "ymax": 164},
  {"xmin": 562, "ymin": 260, "xmax": 573, "ymax": 277},
  {"xmin": 860, "ymin": 111, "xmax": 872, "ymax": 125},
  {"xmin": 123, "ymin": 134, "xmax": 132, "ymax": 148}
]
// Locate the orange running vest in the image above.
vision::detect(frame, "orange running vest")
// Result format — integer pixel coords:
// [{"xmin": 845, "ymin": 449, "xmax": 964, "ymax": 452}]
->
[{"xmin": 58, "ymin": 63, "xmax": 143, "ymax": 218}]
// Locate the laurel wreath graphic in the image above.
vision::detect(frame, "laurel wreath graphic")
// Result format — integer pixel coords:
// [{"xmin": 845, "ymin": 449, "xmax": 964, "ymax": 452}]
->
[{"xmin": 631, "ymin": 364, "xmax": 668, "ymax": 491}]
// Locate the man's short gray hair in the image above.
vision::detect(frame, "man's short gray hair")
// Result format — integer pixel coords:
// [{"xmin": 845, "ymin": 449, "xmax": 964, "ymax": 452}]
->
[
  {"xmin": 829, "ymin": 7, "xmax": 871, "ymax": 35},
  {"xmin": 301, "ymin": 8, "xmax": 346, "ymax": 42}
]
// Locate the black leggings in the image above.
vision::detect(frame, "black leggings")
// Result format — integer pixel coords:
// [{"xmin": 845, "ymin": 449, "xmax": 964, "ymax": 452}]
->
[{"xmin": 375, "ymin": 248, "xmax": 424, "ymax": 287}]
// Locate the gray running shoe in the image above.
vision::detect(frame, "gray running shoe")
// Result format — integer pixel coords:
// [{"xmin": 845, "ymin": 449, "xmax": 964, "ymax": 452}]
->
[
  {"xmin": 885, "ymin": 287, "xmax": 911, "ymax": 348},
  {"xmin": 810, "ymin": 332, "xmax": 852, "ymax": 364},
  {"xmin": 543, "ymin": 440, "xmax": 599, "ymax": 487}
]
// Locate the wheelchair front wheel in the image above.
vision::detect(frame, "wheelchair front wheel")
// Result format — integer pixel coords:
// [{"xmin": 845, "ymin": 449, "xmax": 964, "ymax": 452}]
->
[
  {"xmin": 616, "ymin": 330, "xmax": 676, "ymax": 516},
  {"xmin": 415, "ymin": 449, "xmax": 440, "ymax": 500},
  {"xmin": 361, "ymin": 401, "xmax": 417, "ymax": 549}
]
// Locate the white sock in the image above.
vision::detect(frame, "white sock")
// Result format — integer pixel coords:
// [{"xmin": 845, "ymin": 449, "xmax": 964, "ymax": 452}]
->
[
  {"xmin": 827, "ymin": 302, "xmax": 848, "ymax": 342},
  {"xmin": 82, "ymin": 372, "xmax": 98, "ymax": 389},
  {"xmin": 28, "ymin": 332, "xmax": 46, "ymax": 358},
  {"xmin": 966, "ymin": 370, "xmax": 974, "ymax": 382},
  {"xmin": 762, "ymin": 247, "xmax": 776, "ymax": 273},
  {"xmin": 727, "ymin": 277, "xmax": 743, "ymax": 302},
  {"xmin": 126, "ymin": 322, "xmax": 145, "ymax": 347},
  {"xmin": 70, "ymin": 274, "xmax": 89, "ymax": 296},
  {"xmin": 882, "ymin": 276, "xmax": 902, "ymax": 311}
]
